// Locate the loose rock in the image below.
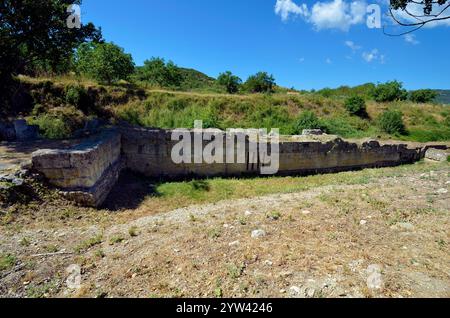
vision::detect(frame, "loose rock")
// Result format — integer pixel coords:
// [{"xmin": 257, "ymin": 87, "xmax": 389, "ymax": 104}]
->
[{"xmin": 251, "ymin": 229, "xmax": 266, "ymax": 238}]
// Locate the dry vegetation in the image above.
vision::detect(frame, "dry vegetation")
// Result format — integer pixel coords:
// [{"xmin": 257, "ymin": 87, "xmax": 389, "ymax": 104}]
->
[{"xmin": 0, "ymin": 161, "xmax": 448, "ymax": 298}]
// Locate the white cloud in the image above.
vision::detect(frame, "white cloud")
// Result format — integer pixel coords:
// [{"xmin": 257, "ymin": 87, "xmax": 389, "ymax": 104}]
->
[
  {"xmin": 275, "ymin": 0, "xmax": 309, "ymax": 21},
  {"xmin": 362, "ymin": 49, "xmax": 385, "ymax": 63},
  {"xmin": 275, "ymin": 0, "xmax": 367, "ymax": 31},
  {"xmin": 404, "ymin": 34, "xmax": 419, "ymax": 45},
  {"xmin": 310, "ymin": 0, "xmax": 367, "ymax": 31},
  {"xmin": 344, "ymin": 40, "xmax": 361, "ymax": 51}
]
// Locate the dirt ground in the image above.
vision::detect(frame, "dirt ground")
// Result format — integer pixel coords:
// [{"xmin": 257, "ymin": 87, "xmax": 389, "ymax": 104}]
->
[{"xmin": 0, "ymin": 162, "xmax": 449, "ymax": 298}]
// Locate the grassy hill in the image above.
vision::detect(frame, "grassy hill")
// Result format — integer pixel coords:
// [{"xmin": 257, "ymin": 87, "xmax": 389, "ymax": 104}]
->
[
  {"xmin": 9, "ymin": 75, "xmax": 450, "ymax": 143},
  {"xmin": 177, "ymin": 67, "xmax": 217, "ymax": 91}
]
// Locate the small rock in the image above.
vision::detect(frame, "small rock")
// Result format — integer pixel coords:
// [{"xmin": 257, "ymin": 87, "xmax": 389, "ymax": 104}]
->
[
  {"xmin": 436, "ymin": 188, "xmax": 448, "ymax": 194},
  {"xmin": 264, "ymin": 260, "xmax": 273, "ymax": 266},
  {"xmin": 360, "ymin": 220, "xmax": 367, "ymax": 226},
  {"xmin": 228, "ymin": 240, "xmax": 240, "ymax": 247},
  {"xmin": 244, "ymin": 211, "xmax": 252, "ymax": 216},
  {"xmin": 301, "ymin": 210, "xmax": 311, "ymax": 215},
  {"xmin": 223, "ymin": 224, "xmax": 230, "ymax": 228},
  {"xmin": 279, "ymin": 289, "xmax": 286, "ymax": 294},
  {"xmin": 131, "ymin": 273, "xmax": 137, "ymax": 279},
  {"xmin": 251, "ymin": 229, "xmax": 266, "ymax": 238}
]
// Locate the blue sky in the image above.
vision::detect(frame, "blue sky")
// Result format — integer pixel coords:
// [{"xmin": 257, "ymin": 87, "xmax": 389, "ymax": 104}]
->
[{"xmin": 81, "ymin": 0, "xmax": 450, "ymax": 90}]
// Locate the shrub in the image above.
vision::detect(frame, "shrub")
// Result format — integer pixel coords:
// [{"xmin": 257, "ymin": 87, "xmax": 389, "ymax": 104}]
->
[
  {"xmin": 409, "ymin": 89, "xmax": 437, "ymax": 103},
  {"xmin": 294, "ymin": 111, "xmax": 322, "ymax": 134},
  {"xmin": 29, "ymin": 107, "xmax": 85, "ymax": 139},
  {"xmin": 217, "ymin": 71, "xmax": 242, "ymax": 94},
  {"xmin": 244, "ymin": 72, "xmax": 276, "ymax": 93},
  {"xmin": 134, "ymin": 57, "xmax": 182, "ymax": 88},
  {"xmin": 65, "ymin": 85, "xmax": 89, "ymax": 108},
  {"xmin": 378, "ymin": 109, "xmax": 406, "ymax": 135},
  {"xmin": 344, "ymin": 96, "xmax": 367, "ymax": 117},
  {"xmin": 371, "ymin": 81, "xmax": 408, "ymax": 102}
]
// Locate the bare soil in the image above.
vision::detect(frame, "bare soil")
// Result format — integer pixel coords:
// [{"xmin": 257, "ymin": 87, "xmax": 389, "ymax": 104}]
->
[{"xmin": 0, "ymin": 163, "xmax": 449, "ymax": 298}]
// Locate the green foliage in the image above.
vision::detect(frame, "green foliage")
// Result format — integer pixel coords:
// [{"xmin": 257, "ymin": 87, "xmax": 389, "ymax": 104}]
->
[
  {"xmin": 76, "ymin": 42, "xmax": 134, "ymax": 84},
  {"xmin": 409, "ymin": 89, "xmax": 437, "ymax": 103},
  {"xmin": 75, "ymin": 234, "xmax": 103, "ymax": 253},
  {"xmin": 0, "ymin": 253, "xmax": 16, "ymax": 271},
  {"xmin": 217, "ymin": 71, "xmax": 242, "ymax": 94},
  {"xmin": 294, "ymin": 111, "xmax": 322, "ymax": 134},
  {"xmin": 134, "ymin": 57, "xmax": 182, "ymax": 88},
  {"xmin": 244, "ymin": 72, "xmax": 276, "ymax": 93},
  {"xmin": 29, "ymin": 106, "xmax": 85, "ymax": 139},
  {"xmin": 0, "ymin": 0, "xmax": 102, "ymax": 82},
  {"xmin": 65, "ymin": 84, "xmax": 89, "ymax": 107},
  {"xmin": 371, "ymin": 81, "xmax": 408, "ymax": 102},
  {"xmin": 315, "ymin": 83, "xmax": 376, "ymax": 99},
  {"xmin": 378, "ymin": 109, "xmax": 406, "ymax": 135},
  {"xmin": 344, "ymin": 96, "xmax": 367, "ymax": 117}
]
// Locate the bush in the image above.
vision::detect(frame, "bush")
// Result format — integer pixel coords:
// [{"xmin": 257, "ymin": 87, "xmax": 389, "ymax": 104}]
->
[
  {"xmin": 217, "ymin": 71, "xmax": 242, "ymax": 94},
  {"xmin": 409, "ymin": 89, "xmax": 437, "ymax": 103},
  {"xmin": 378, "ymin": 109, "xmax": 406, "ymax": 135},
  {"xmin": 134, "ymin": 57, "xmax": 182, "ymax": 88},
  {"xmin": 29, "ymin": 107, "xmax": 85, "ymax": 139},
  {"xmin": 344, "ymin": 96, "xmax": 367, "ymax": 117},
  {"xmin": 244, "ymin": 72, "xmax": 276, "ymax": 93},
  {"xmin": 371, "ymin": 81, "xmax": 408, "ymax": 102},
  {"xmin": 294, "ymin": 111, "xmax": 321, "ymax": 134},
  {"xmin": 65, "ymin": 85, "xmax": 88, "ymax": 106}
]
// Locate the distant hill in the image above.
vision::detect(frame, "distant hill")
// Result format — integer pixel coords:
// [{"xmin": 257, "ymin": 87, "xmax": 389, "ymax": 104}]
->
[
  {"xmin": 434, "ymin": 90, "xmax": 450, "ymax": 105},
  {"xmin": 178, "ymin": 67, "xmax": 216, "ymax": 91}
]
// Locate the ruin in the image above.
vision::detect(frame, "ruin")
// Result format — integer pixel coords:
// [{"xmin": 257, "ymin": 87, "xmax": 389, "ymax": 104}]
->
[{"xmin": 28, "ymin": 126, "xmax": 449, "ymax": 207}]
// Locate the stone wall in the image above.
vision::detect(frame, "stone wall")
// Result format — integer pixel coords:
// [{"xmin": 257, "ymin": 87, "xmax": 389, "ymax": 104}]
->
[
  {"xmin": 120, "ymin": 127, "xmax": 422, "ymax": 179},
  {"xmin": 32, "ymin": 129, "xmax": 121, "ymax": 207},
  {"xmin": 30, "ymin": 126, "xmax": 446, "ymax": 207}
]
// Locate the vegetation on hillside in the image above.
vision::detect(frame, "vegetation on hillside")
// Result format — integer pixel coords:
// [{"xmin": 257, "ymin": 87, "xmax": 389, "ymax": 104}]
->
[{"xmin": 1, "ymin": 0, "xmax": 448, "ymax": 143}]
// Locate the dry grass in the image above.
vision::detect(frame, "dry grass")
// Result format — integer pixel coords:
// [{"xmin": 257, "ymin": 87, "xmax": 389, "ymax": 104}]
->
[{"xmin": 0, "ymin": 162, "xmax": 448, "ymax": 298}]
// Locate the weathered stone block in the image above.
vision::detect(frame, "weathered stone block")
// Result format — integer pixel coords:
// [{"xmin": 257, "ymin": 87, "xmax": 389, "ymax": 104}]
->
[{"xmin": 425, "ymin": 148, "xmax": 449, "ymax": 162}]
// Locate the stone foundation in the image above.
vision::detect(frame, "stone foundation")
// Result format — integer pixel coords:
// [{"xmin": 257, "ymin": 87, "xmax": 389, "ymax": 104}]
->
[
  {"xmin": 32, "ymin": 129, "xmax": 121, "ymax": 207},
  {"xmin": 30, "ymin": 126, "xmax": 448, "ymax": 207}
]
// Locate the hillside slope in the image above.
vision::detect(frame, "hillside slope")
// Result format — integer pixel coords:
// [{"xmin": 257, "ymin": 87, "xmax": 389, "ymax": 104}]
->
[{"xmin": 8, "ymin": 76, "xmax": 450, "ymax": 143}]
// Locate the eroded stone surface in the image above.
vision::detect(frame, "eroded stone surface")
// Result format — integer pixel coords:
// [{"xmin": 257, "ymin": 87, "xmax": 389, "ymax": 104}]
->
[{"xmin": 27, "ymin": 126, "xmax": 448, "ymax": 207}]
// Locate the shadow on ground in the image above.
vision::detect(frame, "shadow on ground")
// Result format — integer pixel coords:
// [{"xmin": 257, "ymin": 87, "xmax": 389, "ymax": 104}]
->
[{"xmin": 101, "ymin": 170, "xmax": 160, "ymax": 211}]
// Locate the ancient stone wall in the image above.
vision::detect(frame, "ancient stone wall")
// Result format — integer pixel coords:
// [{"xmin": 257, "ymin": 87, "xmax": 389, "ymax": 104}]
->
[
  {"xmin": 120, "ymin": 127, "xmax": 422, "ymax": 178},
  {"xmin": 30, "ymin": 126, "xmax": 446, "ymax": 207},
  {"xmin": 32, "ymin": 129, "xmax": 121, "ymax": 207}
]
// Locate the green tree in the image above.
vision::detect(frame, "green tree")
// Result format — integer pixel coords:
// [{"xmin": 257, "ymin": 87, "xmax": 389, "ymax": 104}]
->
[
  {"xmin": 76, "ymin": 42, "xmax": 134, "ymax": 84},
  {"xmin": 344, "ymin": 96, "xmax": 367, "ymax": 117},
  {"xmin": 244, "ymin": 72, "xmax": 276, "ymax": 93},
  {"xmin": 0, "ymin": 0, "xmax": 101, "ymax": 82},
  {"xmin": 371, "ymin": 81, "xmax": 408, "ymax": 102},
  {"xmin": 135, "ymin": 57, "xmax": 182, "ymax": 87},
  {"xmin": 378, "ymin": 109, "xmax": 406, "ymax": 135},
  {"xmin": 409, "ymin": 89, "xmax": 437, "ymax": 103},
  {"xmin": 217, "ymin": 71, "xmax": 242, "ymax": 94}
]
